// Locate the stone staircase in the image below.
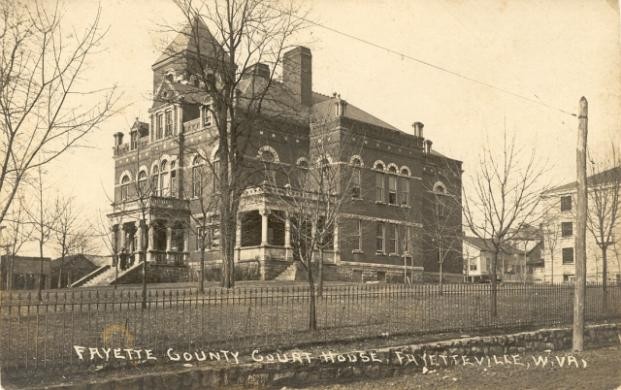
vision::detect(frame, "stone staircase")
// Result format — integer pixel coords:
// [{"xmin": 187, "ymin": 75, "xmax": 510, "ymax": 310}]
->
[
  {"xmin": 274, "ymin": 261, "xmax": 308, "ymax": 281},
  {"xmin": 73, "ymin": 262, "xmax": 144, "ymax": 287}
]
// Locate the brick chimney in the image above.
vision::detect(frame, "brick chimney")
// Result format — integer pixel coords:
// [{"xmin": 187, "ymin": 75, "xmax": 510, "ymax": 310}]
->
[
  {"xmin": 283, "ymin": 46, "xmax": 312, "ymax": 106},
  {"xmin": 248, "ymin": 62, "xmax": 270, "ymax": 79},
  {"xmin": 113, "ymin": 132, "xmax": 124, "ymax": 147},
  {"xmin": 412, "ymin": 122, "xmax": 424, "ymax": 138}
]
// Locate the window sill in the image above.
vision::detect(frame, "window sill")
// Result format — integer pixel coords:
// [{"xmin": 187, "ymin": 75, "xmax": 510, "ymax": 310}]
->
[
  {"xmin": 375, "ymin": 201, "xmax": 386, "ymax": 205},
  {"xmin": 399, "ymin": 204, "xmax": 410, "ymax": 208},
  {"xmin": 388, "ymin": 253, "xmax": 399, "ymax": 256},
  {"xmin": 375, "ymin": 251, "xmax": 386, "ymax": 256},
  {"xmin": 387, "ymin": 203, "xmax": 399, "ymax": 207},
  {"xmin": 352, "ymin": 249, "xmax": 364, "ymax": 254},
  {"xmin": 351, "ymin": 196, "xmax": 363, "ymax": 201}
]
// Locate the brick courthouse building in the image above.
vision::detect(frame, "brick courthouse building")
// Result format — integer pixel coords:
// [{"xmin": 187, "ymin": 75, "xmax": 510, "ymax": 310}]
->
[{"xmin": 105, "ymin": 19, "xmax": 463, "ymax": 284}]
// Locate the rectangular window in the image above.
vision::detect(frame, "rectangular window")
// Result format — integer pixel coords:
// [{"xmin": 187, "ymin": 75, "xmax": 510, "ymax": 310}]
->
[
  {"xmin": 389, "ymin": 224, "xmax": 398, "ymax": 254},
  {"xmin": 164, "ymin": 109, "xmax": 173, "ymax": 136},
  {"xmin": 353, "ymin": 219, "xmax": 362, "ymax": 251},
  {"xmin": 388, "ymin": 175, "xmax": 397, "ymax": 205},
  {"xmin": 403, "ymin": 227, "xmax": 411, "ymax": 253},
  {"xmin": 563, "ymin": 274, "xmax": 574, "ymax": 283},
  {"xmin": 560, "ymin": 196, "xmax": 572, "ymax": 211},
  {"xmin": 436, "ymin": 198, "xmax": 446, "ymax": 218},
  {"xmin": 156, "ymin": 113, "xmax": 163, "ymax": 139},
  {"xmin": 562, "ymin": 247, "xmax": 574, "ymax": 264},
  {"xmin": 375, "ymin": 173, "xmax": 384, "ymax": 202},
  {"xmin": 351, "ymin": 168, "xmax": 361, "ymax": 198},
  {"xmin": 399, "ymin": 177, "xmax": 409, "ymax": 205},
  {"xmin": 130, "ymin": 131, "xmax": 138, "ymax": 150},
  {"xmin": 202, "ymin": 105, "xmax": 212, "ymax": 127},
  {"xmin": 561, "ymin": 222, "xmax": 573, "ymax": 237},
  {"xmin": 376, "ymin": 222, "xmax": 385, "ymax": 253},
  {"xmin": 470, "ymin": 264, "xmax": 477, "ymax": 271}
]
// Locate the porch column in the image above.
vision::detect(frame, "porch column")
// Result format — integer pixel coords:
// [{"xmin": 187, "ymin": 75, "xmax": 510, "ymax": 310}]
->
[
  {"xmin": 147, "ymin": 222, "xmax": 155, "ymax": 261},
  {"xmin": 119, "ymin": 224, "xmax": 127, "ymax": 252},
  {"xmin": 183, "ymin": 229, "xmax": 189, "ymax": 262},
  {"xmin": 166, "ymin": 225, "xmax": 173, "ymax": 263},
  {"xmin": 284, "ymin": 213, "xmax": 291, "ymax": 261},
  {"xmin": 260, "ymin": 208, "xmax": 269, "ymax": 246},
  {"xmin": 137, "ymin": 221, "xmax": 144, "ymax": 261}
]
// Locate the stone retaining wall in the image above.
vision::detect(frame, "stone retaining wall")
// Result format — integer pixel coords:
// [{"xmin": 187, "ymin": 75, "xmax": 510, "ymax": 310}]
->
[{"xmin": 41, "ymin": 322, "xmax": 621, "ymax": 389}]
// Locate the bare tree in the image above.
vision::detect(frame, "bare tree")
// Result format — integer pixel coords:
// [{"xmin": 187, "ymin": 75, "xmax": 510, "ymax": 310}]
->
[
  {"xmin": 586, "ymin": 146, "xmax": 620, "ymax": 310},
  {"xmin": 185, "ymin": 156, "xmax": 219, "ymax": 293},
  {"xmin": 542, "ymin": 218, "xmax": 560, "ymax": 284},
  {"xmin": 163, "ymin": 0, "xmax": 305, "ymax": 287},
  {"xmin": 421, "ymin": 164, "xmax": 463, "ymax": 292},
  {"xmin": 269, "ymin": 121, "xmax": 356, "ymax": 329},
  {"xmin": 21, "ymin": 166, "xmax": 55, "ymax": 299},
  {"xmin": 53, "ymin": 196, "xmax": 94, "ymax": 288},
  {"xmin": 463, "ymin": 132, "xmax": 547, "ymax": 317},
  {"xmin": 0, "ymin": 0, "xmax": 118, "ymax": 227}
]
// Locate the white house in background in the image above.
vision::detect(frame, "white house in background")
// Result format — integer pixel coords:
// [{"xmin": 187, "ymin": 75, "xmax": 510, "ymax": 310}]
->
[
  {"xmin": 462, "ymin": 236, "xmax": 522, "ymax": 283},
  {"xmin": 540, "ymin": 166, "xmax": 621, "ymax": 284}
]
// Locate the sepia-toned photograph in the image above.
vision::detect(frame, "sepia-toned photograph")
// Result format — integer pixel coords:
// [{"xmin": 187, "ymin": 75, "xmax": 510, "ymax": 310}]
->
[{"xmin": 0, "ymin": 0, "xmax": 620, "ymax": 388}]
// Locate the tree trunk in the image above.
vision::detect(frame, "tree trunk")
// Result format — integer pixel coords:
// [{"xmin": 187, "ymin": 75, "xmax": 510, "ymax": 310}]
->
[
  {"xmin": 490, "ymin": 250, "xmax": 498, "ymax": 318},
  {"xmin": 317, "ymin": 248, "xmax": 323, "ymax": 298},
  {"xmin": 438, "ymin": 244, "xmax": 443, "ymax": 295},
  {"xmin": 200, "ymin": 239, "xmax": 206, "ymax": 293},
  {"xmin": 602, "ymin": 245, "xmax": 608, "ymax": 311},
  {"xmin": 438, "ymin": 260, "xmax": 444, "ymax": 295},
  {"xmin": 57, "ymin": 255, "xmax": 64, "ymax": 289},
  {"xmin": 141, "ymin": 222, "xmax": 148, "ymax": 309},
  {"xmin": 221, "ymin": 209, "xmax": 236, "ymax": 288},
  {"xmin": 38, "ymin": 241, "xmax": 44, "ymax": 300},
  {"xmin": 307, "ymin": 260, "xmax": 317, "ymax": 331}
]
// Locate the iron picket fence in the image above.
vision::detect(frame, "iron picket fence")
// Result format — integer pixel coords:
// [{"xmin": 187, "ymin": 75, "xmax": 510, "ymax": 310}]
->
[{"xmin": 1, "ymin": 282, "xmax": 620, "ymax": 379}]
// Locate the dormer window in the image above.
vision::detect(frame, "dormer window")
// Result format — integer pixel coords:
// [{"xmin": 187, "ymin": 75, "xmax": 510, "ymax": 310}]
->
[
  {"xmin": 164, "ymin": 109, "xmax": 173, "ymax": 137},
  {"xmin": 156, "ymin": 113, "xmax": 163, "ymax": 139},
  {"xmin": 130, "ymin": 131, "xmax": 138, "ymax": 150}
]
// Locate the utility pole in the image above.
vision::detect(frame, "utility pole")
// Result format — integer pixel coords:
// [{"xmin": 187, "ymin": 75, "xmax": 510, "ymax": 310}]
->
[{"xmin": 573, "ymin": 96, "xmax": 588, "ymax": 352}]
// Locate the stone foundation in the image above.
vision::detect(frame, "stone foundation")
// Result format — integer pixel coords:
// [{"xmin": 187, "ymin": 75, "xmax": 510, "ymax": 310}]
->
[{"xmin": 112, "ymin": 263, "xmax": 191, "ymax": 284}]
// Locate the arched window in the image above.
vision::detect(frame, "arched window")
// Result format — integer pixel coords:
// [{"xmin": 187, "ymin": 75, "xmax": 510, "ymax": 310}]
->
[
  {"xmin": 374, "ymin": 162, "xmax": 385, "ymax": 203},
  {"xmin": 351, "ymin": 157, "xmax": 362, "ymax": 199},
  {"xmin": 387, "ymin": 165, "xmax": 398, "ymax": 205},
  {"xmin": 258, "ymin": 146, "xmax": 278, "ymax": 184},
  {"xmin": 160, "ymin": 160, "xmax": 169, "ymax": 196},
  {"xmin": 151, "ymin": 165, "xmax": 159, "ymax": 195},
  {"xmin": 192, "ymin": 156, "xmax": 202, "ymax": 198},
  {"xmin": 137, "ymin": 170, "xmax": 148, "ymax": 195},
  {"xmin": 433, "ymin": 181, "xmax": 448, "ymax": 218},
  {"xmin": 399, "ymin": 167, "xmax": 410, "ymax": 206},
  {"xmin": 170, "ymin": 161, "xmax": 177, "ymax": 196},
  {"xmin": 121, "ymin": 175, "xmax": 131, "ymax": 201}
]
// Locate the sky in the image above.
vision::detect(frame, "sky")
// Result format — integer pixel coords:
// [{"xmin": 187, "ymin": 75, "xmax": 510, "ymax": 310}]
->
[{"xmin": 15, "ymin": 0, "xmax": 621, "ymax": 256}]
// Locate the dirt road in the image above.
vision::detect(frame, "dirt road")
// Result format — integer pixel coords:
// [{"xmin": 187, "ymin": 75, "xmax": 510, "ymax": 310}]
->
[{"xmin": 300, "ymin": 345, "xmax": 621, "ymax": 390}]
